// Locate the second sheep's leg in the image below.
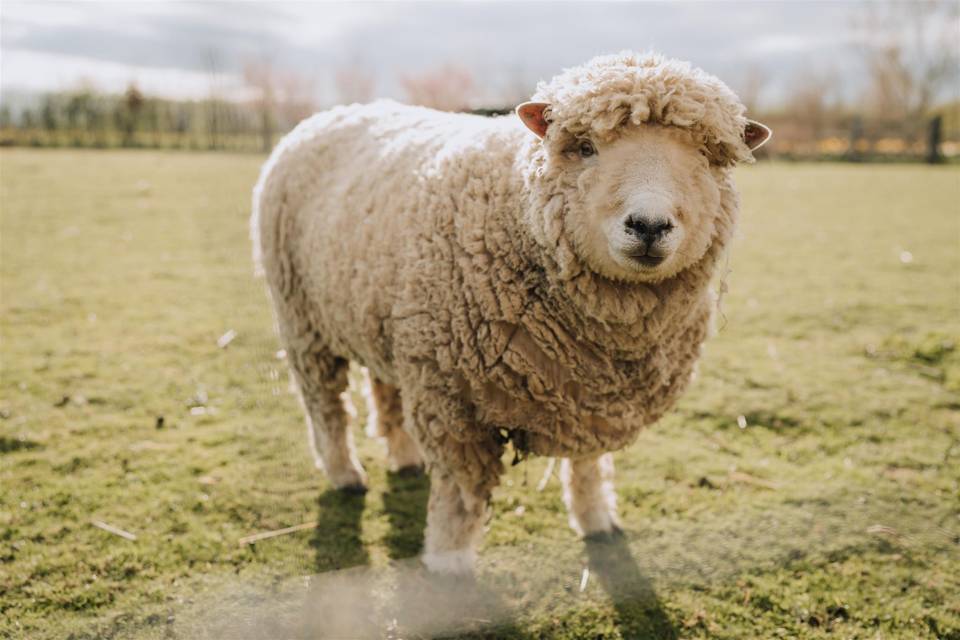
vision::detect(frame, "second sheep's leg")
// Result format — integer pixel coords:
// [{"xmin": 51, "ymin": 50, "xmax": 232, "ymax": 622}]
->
[
  {"xmin": 421, "ymin": 453, "xmax": 500, "ymax": 575},
  {"xmin": 367, "ymin": 376, "xmax": 423, "ymax": 473},
  {"xmin": 561, "ymin": 453, "xmax": 621, "ymax": 538},
  {"xmin": 287, "ymin": 343, "xmax": 367, "ymax": 492}
]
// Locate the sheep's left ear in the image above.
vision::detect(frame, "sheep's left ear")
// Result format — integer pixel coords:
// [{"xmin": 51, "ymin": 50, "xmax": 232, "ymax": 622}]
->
[
  {"xmin": 517, "ymin": 102, "xmax": 550, "ymax": 139},
  {"xmin": 744, "ymin": 120, "xmax": 772, "ymax": 151}
]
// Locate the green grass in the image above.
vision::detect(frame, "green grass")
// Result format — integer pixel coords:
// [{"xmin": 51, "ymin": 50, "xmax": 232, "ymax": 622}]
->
[{"xmin": 1, "ymin": 149, "xmax": 958, "ymax": 639}]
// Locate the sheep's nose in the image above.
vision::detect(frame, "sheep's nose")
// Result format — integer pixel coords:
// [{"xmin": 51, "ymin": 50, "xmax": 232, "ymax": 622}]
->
[{"xmin": 624, "ymin": 215, "xmax": 674, "ymax": 243}]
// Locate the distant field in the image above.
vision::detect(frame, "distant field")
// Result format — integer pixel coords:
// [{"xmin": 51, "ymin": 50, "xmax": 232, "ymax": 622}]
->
[{"xmin": 1, "ymin": 149, "xmax": 958, "ymax": 639}]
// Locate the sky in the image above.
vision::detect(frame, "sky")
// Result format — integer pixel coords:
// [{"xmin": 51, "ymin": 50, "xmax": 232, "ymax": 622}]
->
[{"xmin": 0, "ymin": 1, "xmax": 888, "ymax": 109}]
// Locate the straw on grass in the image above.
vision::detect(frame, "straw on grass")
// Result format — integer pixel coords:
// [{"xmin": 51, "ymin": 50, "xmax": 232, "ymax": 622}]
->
[
  {"xmin": 238, "ymin": 521, "xmax": 318, "ymax": 546},
  {"xmin": 91, "ymin": 519, "xmax": 137, "ymax": 541}
]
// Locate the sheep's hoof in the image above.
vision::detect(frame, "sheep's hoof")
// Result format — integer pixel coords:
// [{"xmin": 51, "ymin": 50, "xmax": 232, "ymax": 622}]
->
[
  {"xmin": 421, "ymin": 549, "xmax": 476, "ymax": 576},
  {"xmin": 395, "ymin": 464, "xmax": 425, "ymax": 478},
  {"xmin": 386, "ymin": 435, "xmax": 424, "ymax": 472},
  {"xmin": 338, "ymin": 483, "xmax": 368, "ymax": 495},
  {"xmin": 569, "ymin": 504, "xmax": 622, "ymax": 539},
  {"xmin": 584, "ymin": 523, "xmax": 624, "ymax": 543},
  {"xmin": 322, "ymin": 460, "xmax": 368, "ymax": 492}
]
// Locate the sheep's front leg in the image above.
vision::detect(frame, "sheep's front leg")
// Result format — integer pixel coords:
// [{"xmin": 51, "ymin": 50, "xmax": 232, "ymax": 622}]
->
[
  {"xmin": 561, "ymin": 453, "xmax": 621, "ymax": 538},
  {"xmin": 422, "ymin": 466, "xmax": 492, "ymax": 574},
  {"xmin": 397, "ymin": 362, "xmax": 504, "ymax": 574}
]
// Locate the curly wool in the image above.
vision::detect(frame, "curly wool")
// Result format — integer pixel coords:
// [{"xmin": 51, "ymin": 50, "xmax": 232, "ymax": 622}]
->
[
  {"xmin": 252, "ymin": 52, "xmax": 745, "ymax": 501},
  {"xmin": 533, "ymin": 51, "xmax": 754, "ymax": 165}
]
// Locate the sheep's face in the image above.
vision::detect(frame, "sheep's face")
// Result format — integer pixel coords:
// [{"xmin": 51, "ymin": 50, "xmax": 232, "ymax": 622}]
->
[
  {"xmin": 517, "ymin": 97, "xmax": 768, "ymax": 283},
  {"xmin": 560, "ymin": 125, "xmax": 723, "ymax": 283}
]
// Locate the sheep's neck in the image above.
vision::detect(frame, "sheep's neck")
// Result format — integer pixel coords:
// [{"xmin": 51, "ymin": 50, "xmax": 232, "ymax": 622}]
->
[
  {"xmin": 501, "ymin": 159, "xmax": 738, "ymax": 358},
  {"xmin": 469, "ymin": 208, "xmax": 718, "ymax": 452},
  {"xmin": 455, "ymin": 155, "xmax": 737, "ymax": 452},
  {"xmin": 496, "ymin": 198, "xmax": 718, "ymax": 349}
]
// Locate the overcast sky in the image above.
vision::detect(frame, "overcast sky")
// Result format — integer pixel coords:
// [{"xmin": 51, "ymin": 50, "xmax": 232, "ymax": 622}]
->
[{"xmin": 1, "ymin": 1, "xmax": 879, "ymax": 108}]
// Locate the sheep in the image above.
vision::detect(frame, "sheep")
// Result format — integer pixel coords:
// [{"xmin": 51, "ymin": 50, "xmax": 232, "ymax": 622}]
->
[{"xmin": 251, "ymin": 51, "xmax": 770, "ymax": 574}]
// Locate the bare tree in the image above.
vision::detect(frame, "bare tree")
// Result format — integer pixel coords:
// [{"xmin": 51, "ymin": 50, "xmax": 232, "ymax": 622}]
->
[
  {"xmin": 400, "ymin": 65, "xmax": 475, "ymax": 112},
  {"xmin": 275, "ymin": 69, "xmax": 316, "ymax": 128},
  {"xmin": 204, "ymin": 49, "xmax": 223, "ymax": 149},
  {"xmin": 116, "ymin": 83, "xmax": 144, "ymax": 147},
  {"xmin": 737, "ymin": 65, "xmax": 769, "ymax": 115},
  {"xmin": 40, "ymin": 95, "xmax": 60, "ymax": 136},
  {"xmin": 335, "ymin": 64, "xmax": 375, "ymax": 105},
  {"xmin": 787, "ymin": 70, "xmax": 841, "ymax": 142},
  {"xmin": 244, "ymin": 59, "xmax": 276, "ymax": 152},
  {"xmin": 499, "ymin": 65, "xmax": 535, "ymax": 109},
  {"xmin": 856, "ymin": 0, "xmax": 959, "ymax": 140}
]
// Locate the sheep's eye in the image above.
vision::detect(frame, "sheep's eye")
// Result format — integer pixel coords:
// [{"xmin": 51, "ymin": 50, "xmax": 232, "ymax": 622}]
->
[{"xmin": 578, "ymin": 140, "xmax": 596, "ymax": 158}]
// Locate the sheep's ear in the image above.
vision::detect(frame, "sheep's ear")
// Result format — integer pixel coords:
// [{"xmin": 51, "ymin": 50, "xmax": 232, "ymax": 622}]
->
[
  {"xmin": 744, "ymin": 120, "xmax": 772, "ymax": 151},
  {"xmin": 516, "ymin": 102, "xmax": 550, "ymax": 138}
]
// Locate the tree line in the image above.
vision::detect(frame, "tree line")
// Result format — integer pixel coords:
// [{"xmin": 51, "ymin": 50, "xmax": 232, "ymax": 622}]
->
[
  {"xmin": 2, "ymin": 1, "xmax": 956, "ymax": 162},
  {"xmin": 0, "ymin": 84, "xmax": 279, "ymax": 152}
]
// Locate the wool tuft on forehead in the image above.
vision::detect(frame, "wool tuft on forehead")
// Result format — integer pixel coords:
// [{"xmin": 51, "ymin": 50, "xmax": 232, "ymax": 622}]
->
[{"xmin": 532, "ymin": 52, "xmax": 753, "ymax": 165}]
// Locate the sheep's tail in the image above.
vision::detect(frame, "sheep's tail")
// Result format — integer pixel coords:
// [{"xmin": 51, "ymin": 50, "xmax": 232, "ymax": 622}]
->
[
  {"xmin": 250, "ymin": 111, "xmax": 325, "ymax": 279},
  {"xmin": 250, "ymin": 202, "xmax": 265, "ymax": 279},
  {"xmin": 250, "ymin": 145, "xmax": 285, "ymax": 279}
]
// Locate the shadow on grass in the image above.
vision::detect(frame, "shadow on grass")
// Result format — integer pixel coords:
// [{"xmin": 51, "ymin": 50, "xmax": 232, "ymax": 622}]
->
[
  {"xmin": 0, "ymin": 435, "xmax": 42, "ymax": 454},
  {"xmin": 303, "ymin": 474, "xmax": 524, "ymax": 639},
  {"xmin": 311, "ymin": 488, "xmax": 369, "ymax": 572},
  {"xmin": 305, "ymin": 478, "xmax": 676, "ymax": 638},
  {"xmin": 585, "ymin": 535, "xmax": 678, "ymax": 639},
  {"xmin": 383, "ymin": 469, "xmax": 430, "ymax": 560}
]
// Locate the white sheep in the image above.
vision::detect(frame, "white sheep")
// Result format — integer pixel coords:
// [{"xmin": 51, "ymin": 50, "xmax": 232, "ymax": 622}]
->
[{"xmin": 252, "ymin": 51, "xmax": 770, "ymax": 574}]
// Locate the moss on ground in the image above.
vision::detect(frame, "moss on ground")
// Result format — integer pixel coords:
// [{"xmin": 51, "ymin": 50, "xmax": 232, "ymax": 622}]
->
[{"xmin": 1, "ymin": 150, "xmax": 958, "ymax": 638}]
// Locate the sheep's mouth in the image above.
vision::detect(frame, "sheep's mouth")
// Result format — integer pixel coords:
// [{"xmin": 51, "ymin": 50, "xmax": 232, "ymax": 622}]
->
[{"xmin": 626, "ymin": 251, "xmax": 667, "ymax": 268}]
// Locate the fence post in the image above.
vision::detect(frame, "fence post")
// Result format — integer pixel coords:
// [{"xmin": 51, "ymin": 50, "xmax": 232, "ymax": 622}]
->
[
  {"xmin": 926, "ymin": 115, "xmax": 944, "ymax": 164},
  {"xmin": 846, "ymin": 116, "xmax": 864, "ymax": 162}
]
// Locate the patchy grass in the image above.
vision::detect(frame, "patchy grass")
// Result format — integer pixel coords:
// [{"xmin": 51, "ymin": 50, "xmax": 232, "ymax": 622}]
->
[{"xmin": 1, "ymin": 149, "xmax": 958, "ymax": 639}]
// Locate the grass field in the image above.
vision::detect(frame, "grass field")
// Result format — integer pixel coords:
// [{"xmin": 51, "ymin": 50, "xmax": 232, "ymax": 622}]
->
[{"xmin": 1, "ymin": 149, "xmax": 958, "ymax": 639}]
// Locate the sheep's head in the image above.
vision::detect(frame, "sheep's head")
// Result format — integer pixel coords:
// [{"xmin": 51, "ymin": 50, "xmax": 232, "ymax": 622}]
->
[{"xmin": 517, "ymin": 52, "xmax": 770, "ymax": 284}]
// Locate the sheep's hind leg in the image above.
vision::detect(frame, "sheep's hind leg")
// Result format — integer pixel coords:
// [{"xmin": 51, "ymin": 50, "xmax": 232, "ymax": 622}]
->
[
  {"xmin": 561, "ymin": 453, "xmax": 621, "ymax": 538},
  {"xmin": 368, "ymin": 378, "xmax": 423, "ymax": 473},
  {"xmin": 288, "ymin": 344, "xmax": 367, "ymax": 492}
]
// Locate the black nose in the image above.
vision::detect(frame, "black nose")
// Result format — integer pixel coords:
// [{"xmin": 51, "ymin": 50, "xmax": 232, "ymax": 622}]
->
[{"xmin": 624, "ymin": 215, "xmax": 673, "ymax": 242}]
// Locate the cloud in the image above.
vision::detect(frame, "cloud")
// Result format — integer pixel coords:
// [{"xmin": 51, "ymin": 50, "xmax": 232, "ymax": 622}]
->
[
  {"xmin": 0, "ymin": 48, "xmax": 244, "ymax": 100},
  {"xmin": 1, "ymin": 1, "xmax": 868, "ymax": 106}
]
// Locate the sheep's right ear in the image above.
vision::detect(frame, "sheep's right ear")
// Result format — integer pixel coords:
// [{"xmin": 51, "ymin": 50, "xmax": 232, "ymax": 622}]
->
[
  {"xmin": 517, "ymin": 102, "xmax": 550, "ymax": 139},
  {"xmin": 744, "ymin": 120, "xmax": 772, "ymax": 151}
]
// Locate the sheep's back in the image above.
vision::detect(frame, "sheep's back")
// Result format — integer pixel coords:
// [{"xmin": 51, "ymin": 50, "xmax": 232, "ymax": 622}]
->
[{"xmin": 252, "ymin": 101, "xmax": 522, "ymax": 379}]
